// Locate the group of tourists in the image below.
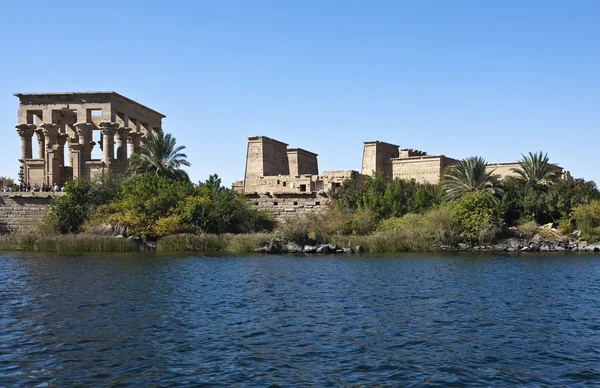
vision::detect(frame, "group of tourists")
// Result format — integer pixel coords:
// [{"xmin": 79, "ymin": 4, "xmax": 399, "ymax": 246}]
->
[{"xmin": 2, "ymin": 182, "xmax": 63, "ymax": 193}]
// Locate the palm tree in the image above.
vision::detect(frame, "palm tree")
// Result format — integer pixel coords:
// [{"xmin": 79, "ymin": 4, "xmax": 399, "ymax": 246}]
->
[
  {"xmin": 511, "ymin": 151, "xmax": 559, "ymax": 185},
  {"xmin": 442, "ymin": 156, "xmax": 502, "ymax": 201},
  {"xmin": 128, "ymin": 131, "xmax": 191, "ymax": 181}
]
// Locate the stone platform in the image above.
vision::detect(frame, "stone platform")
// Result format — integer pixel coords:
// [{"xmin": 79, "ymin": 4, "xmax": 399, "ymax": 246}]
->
[{"xmin": 0, "ymin": 192, "xmax": 60, "ymax": 233}]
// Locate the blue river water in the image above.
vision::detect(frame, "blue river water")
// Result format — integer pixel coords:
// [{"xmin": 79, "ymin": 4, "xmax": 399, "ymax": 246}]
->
[{"xmin": 2, "ymin": 252, "xmax": 600, "ymax": 386}]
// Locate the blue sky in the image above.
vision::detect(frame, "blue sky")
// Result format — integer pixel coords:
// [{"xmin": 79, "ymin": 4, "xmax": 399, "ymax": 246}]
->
[{"xmin": 1, "ymin": 0, "xmax": 598, "ymax": 185}]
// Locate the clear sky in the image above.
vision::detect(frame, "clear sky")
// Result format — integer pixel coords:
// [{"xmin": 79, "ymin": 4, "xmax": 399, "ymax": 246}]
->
[{"xmin": 1, "ymin": 0, "xmax": 598, "ymax": 185}]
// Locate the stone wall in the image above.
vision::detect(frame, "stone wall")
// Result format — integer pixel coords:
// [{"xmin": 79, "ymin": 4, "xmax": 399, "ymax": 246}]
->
[
  {"xmin": 391, "ymin": 155, "xmax": 458, "ymax": 184},
  {"xmin": 247, "ymin": 192, "xmax": 329, "ymax": 220},
  {"xmin": 486, "ymin": 162, "xmax": 521, "ymax": 180},
  {"xmin": 0, "ymin": 193, "xmax": 57, "ymax": 233}
]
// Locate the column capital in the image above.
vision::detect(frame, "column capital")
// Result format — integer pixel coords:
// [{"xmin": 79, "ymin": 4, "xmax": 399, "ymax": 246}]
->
[
  {"xmin": 128, "ymin": 131, "xmax": 142, "ymax": 142},
  {"xmin": 38, "ymin": 123, "xmax": 58, "ymax": 130},
  {"xmin": 117, "ymin": 126, "xmax": 131, "ymax": 137},
  {"xmin": 15, "ymin": 123, "xmax": 36, "ymax": 137},
  {"xmin": 99, "ymin": 121, "xmax": 119, "ymax": 136},
  {"xmin": 74, "ymin": 122, "xmax": 94, "ymax": 131},
  {"xmin": 57, "ymin": 133, "xmax": 69, "ymax": 147},
  {"xmin": 38, "ymin": 123, "xmax": 58, "ymax": 135},
  {"xmin": 74, "ymin": 123, "xmax": 93, "ymax": 138}
]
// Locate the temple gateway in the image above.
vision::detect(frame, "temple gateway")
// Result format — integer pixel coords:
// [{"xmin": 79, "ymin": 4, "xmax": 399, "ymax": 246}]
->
[{"xmin": 14, "ymin": 91, "xmax": 165, "ymax": 186}]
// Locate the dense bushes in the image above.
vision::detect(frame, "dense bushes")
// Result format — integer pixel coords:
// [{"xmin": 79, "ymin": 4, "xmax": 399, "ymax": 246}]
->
[
  {"xmin": 277, "ymin": 207, "xmax": 379, "ymax": 244},
  {"xmin": 502, "ymin": 178, "xmax": 600, "ymax": 225},
  {"xmin": 48, "ymin": 173, "xmax": 275, "ymax": 239},
  {"xmin": 91, "ymin": 174, "xmax": 275, "ymax": 239},
  {"xmin": 326, "ymin": 167, "xmax": 600, "ymax": 247},
  {"xmin": 46, "ymin": 173, "xmax": 126, "ymax": 234},
  {"xmin": 330, "ymin": 173, "xmax": 442, "ymax": 219},
  {"xmin": 376, "ymin": 206, "xmax": 461, "ymax": 250}
]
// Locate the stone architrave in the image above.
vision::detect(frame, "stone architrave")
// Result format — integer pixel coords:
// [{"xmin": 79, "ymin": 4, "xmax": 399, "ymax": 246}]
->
[
  {"xmin": 15, "ymin": 124, "xmax": 36, "ymax": 161},
  {"xmin": 116, "ymin": 127, "xmax": 131, "ymax": 161},
  {"xmin": 98, "ymin": 122, "xmax": 119, "ymax": 165},
  {"xmin": 34, "ymin": 128, "xmax": 45, "ymax": 159}
]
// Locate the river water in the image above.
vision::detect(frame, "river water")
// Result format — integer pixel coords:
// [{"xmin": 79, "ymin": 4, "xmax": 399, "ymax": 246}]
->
[{"xmin": 2, "ymin": 253, "xmax": 600, "ymax": 386}]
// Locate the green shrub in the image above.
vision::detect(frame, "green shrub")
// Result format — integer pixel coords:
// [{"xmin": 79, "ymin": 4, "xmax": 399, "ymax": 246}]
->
[
  {"xmin": 350, "ymin": 208, "xmax": 379, "ymax": 235},
  {"xmin": 573, "ymin": 200, "xmax": 600, "ymax": 242},
  {"xmin": 178, "ymin": 175, "xmax": 276, "ymax": 234},
  {"xmin": 453, "ymin": 190, "xmax": 504, "ymax": 244},
  {"xmin": 277, "ymin": 215, "xmax": 313, "ymax": 244},
  {"xmin": 51, "ymin": 179, "xmax": 94, "ymax": 234},
  {"xmin": 152, "ymin": 215, "xmax": 191, "ymax": 237},
  {"xmin": 516, "ymin": 220, "xmax": 540, "ymax": 240},
  {"xmin": 375, "ymin": 206, "xmax": 461, "ymax": 251}
]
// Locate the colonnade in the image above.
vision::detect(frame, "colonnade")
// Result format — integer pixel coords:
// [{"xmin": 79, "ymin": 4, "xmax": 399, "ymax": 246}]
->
[{"xmin": 16, "ymin": 121, "xmax": 147, "ymax": 184}]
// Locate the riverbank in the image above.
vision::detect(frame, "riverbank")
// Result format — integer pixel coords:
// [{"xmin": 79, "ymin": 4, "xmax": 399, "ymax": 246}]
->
[{"xmin": 1, "ymin": 231, "xmax": 599, "ymax": 254}]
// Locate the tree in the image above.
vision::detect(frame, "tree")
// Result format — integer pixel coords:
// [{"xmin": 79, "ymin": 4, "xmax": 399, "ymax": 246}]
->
[
  {"xmin": 442, "ymin": 156, "xmax": 502, "ymax": 201},
  {"xmin": 501, "ymin": 176, "xmax": 600, "ymax": 225},
  {"xmin": 511, "ymin": 151, "xmax": 560, "ymax": 186},
  {"xmin": 128, "ymin": 131, "xmax": 191, "ymax": 181}
]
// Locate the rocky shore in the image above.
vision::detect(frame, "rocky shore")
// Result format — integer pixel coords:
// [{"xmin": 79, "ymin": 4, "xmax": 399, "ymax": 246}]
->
[
  {"xmin": 255, "ymin": 239, "xmax": 365, "ymax": 254},
  {"xmin": 254, "ymin": 233, "xmax": 600, "ymax": 255}
]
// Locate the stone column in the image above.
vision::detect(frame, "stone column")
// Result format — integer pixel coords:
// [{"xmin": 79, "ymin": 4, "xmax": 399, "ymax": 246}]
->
[
  {"xmin": 15, "ymin": 124, "xmax": 35, "ymax": 161},
  {"xmin": 99, "ymin": 122, "xmax": 118, "ymax": 165},
  {"xmin": 56, "ymin": 133, "xmax": 68, "ymax": 167},
  {"xmin": 74, "ymin": 122, "xmax": 93, "ymax": 162},
  {"xmin": 127, "ymin": 131, "xmax": 142, "ymax": 156},
  {"xmin": 35, "ymin": 129, "xmax": 45, "ymax": 159},
  {"xmin": 116, "ymin": 127, "xmax": 130, "ymax": 162},
  {"xmin": 69, "ymin": 142, "xmax": 82, "ymax": 179}
]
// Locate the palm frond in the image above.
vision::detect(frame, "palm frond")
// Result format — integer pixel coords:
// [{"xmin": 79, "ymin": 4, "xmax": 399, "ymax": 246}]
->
[
  {"xmin": 127, "ymin": 131, "xmax": 191, "ymax": 181},
  {"xmin": 510, "ymin": 151, "xmax": 559, "ymax": 185},
  {"xmin": 442, "ymin": 156, "xmax": 503, "ymax": 201}
]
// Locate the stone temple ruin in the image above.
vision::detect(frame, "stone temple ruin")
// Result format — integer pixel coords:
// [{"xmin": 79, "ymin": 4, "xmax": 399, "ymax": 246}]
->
[
  {"xmin": 9, "ymin": 91, "xmax": 570, "ymax": 223},
  {"xmin": 234, "ymin": 136, "xmax": 569, "ymax": 219},
  {"xmin": 14, "ymin": 92, "xmax": 164, "ymax": 186}
]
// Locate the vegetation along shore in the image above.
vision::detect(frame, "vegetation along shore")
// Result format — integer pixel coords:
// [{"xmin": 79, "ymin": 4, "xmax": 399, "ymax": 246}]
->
[{"xmin": 2, "ymin": 131, "xmax": 600, "ymax": 254}]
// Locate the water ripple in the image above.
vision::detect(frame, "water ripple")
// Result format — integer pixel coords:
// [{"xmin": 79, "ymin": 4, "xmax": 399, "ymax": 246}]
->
[{"xmin": 1, "ymin": 253, "xmax": 600, "ymax": 386}]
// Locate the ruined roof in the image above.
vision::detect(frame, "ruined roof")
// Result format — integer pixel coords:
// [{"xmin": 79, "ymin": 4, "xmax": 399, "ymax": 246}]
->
[
  {"xmin": 14, "ymin": 91, "xmax": 166, "ymax": 118},
  {"xmin": 247, "ymin": 136, "xmax": 289, "ymax": 146},
  {"xmin": 287, "ymin": 148, "xmax": 318, "ymax": 157},
  {"xmin": 363, "ymin": 140, "xmax": 400, "ymax": 147}
]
